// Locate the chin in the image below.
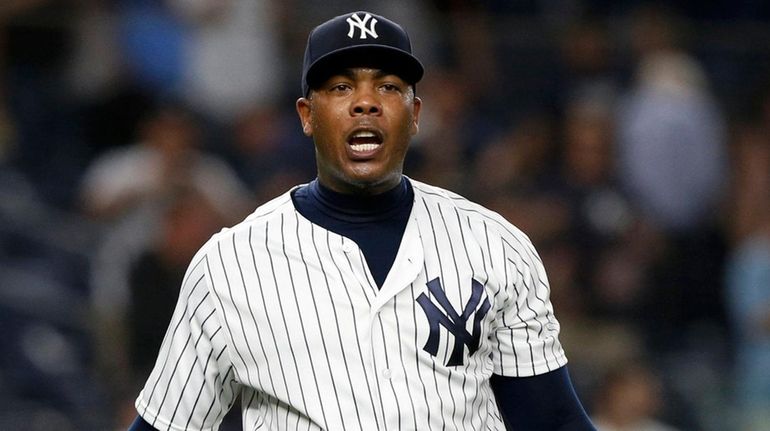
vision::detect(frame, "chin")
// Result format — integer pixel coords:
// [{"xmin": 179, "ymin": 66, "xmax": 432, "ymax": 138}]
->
[{"xmin": 342, "ymin": 172, "xmax": 400, "ymax": 194}]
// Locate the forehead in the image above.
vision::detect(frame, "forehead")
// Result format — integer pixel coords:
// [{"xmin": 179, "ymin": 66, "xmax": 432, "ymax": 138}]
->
[{"xmin": 324, "ymin": 67, "xmax": 406, "ymax": 80}]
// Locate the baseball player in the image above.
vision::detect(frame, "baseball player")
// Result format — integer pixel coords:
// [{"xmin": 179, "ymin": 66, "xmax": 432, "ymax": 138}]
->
[{"xmin": 129, "ymin": 11, "xmax": 596, "ymax": 430}]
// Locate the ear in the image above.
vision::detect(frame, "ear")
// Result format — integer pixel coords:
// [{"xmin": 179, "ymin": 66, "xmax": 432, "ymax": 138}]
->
[
  {"xmin": 410, "ymin": 96, "xmax": 422, "ymax": 136},
  {"xmin": 296, "ymin": 97, "xmax": 313, "ymax": 136}
]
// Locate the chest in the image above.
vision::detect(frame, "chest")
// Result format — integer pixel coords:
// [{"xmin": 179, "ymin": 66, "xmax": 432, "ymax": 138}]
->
[{"xmin": 207, "ymin": 214, "xmax": 504, "ymax": 376}]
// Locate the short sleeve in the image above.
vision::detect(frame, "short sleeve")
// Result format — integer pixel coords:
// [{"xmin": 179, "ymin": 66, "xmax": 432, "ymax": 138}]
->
[
  {"xmin": 135, "ymin": 252, "xmax": 237, "ymax": 431},
  {"xmin": 490, "ymin": 234, "xmax": 568, "ymax": 377}
]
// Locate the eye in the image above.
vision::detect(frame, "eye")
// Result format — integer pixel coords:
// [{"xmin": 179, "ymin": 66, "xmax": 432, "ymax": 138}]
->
[
  {"xmin": 380, "ymin": 83, "xmax": 401, "ymax": 92},
  {"xmin": 329, "ymin": 83, "xmax": 352, "ymax": 93}
]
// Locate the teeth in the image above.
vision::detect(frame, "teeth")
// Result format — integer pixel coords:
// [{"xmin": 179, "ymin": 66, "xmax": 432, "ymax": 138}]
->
[
  {"xmin": 350, "ymin": 143, "xmax": 379, "ymax": 152},
  {"xmin": 352, "ymin": 131, "xmax": 377, "ymax": 138}
]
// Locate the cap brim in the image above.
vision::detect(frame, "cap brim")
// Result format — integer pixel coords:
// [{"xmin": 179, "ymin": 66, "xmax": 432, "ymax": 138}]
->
[{"xmin": 304, "ymin": 45, "xmax": 424, "ymax": 95}]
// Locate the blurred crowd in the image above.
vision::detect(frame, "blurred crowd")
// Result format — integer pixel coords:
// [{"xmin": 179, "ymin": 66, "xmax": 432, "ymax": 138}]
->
[{"xmin": 1, "ymin": 0, "xmax": 769, "ymax": 430}]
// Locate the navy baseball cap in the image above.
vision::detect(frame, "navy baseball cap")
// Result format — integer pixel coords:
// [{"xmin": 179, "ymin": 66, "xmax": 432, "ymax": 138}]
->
[{"xmin": 301, "ymin": 11, "xmax": 424, "ymax": 96}]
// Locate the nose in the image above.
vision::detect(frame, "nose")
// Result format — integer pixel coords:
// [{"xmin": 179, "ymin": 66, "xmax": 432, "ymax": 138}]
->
[{"xmin": 350, "ymin": 87, "xmax": 381, "ymax": 116}]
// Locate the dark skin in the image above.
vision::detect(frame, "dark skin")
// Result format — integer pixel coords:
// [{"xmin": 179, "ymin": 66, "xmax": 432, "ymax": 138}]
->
[{"xmin": 296, "ymin": 67, "xmax": 422, "ymax": 195}]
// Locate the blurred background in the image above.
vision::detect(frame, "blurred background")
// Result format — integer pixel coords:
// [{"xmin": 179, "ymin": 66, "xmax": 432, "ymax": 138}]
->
[{"xmin": 0, "ymin": 0, "xmax": 769, "ymax": 430}]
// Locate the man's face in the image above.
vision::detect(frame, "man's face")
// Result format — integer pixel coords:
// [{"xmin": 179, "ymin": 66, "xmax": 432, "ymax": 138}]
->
[{"xmin": 296, "ymin": 67, "xmax": 422, "ymax": 195}]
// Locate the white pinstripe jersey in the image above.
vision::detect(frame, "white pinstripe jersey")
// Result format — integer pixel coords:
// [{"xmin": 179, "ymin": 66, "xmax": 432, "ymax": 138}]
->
[{"xmin": 135, "ymin": 178, "xmax": 567, "ymax": 431}]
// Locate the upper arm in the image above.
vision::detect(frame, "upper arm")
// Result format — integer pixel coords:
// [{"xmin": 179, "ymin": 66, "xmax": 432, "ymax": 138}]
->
[
  {"xmin": 134, "ymin": 251, "xmax": 237, "ymax": 430},
  {"xmin": 489, "ymin": 230, "xmax": 567, "ymax": 377}
]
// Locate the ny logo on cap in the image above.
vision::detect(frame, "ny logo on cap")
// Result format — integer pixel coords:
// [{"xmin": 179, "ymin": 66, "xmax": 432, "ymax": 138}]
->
[{"xmin": 346, "ymin": 13, "xmax": 378, "ymax": 39}]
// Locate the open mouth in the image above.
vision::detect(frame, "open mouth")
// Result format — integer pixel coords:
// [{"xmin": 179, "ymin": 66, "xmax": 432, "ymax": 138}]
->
[{"xmin": 348, "ymin": 129, "xmax": 383, "ymax": 155}]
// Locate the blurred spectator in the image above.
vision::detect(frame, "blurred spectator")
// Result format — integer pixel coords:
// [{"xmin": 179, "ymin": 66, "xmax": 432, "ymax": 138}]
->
[
  {"xmin": 591, "ymin": 362, "xmax": 680, "ymax": 431},
  {"xmin": 724, "ymin": 123, "xmax": 770, "ymax": 430},
  {"xmin": 408, "ymin": 69, "xmax": 478, "ymax": 193},
  {"xmin": 617, "ymin": 6, "xmax": 727, "ymax": 234},
  {"xmin": 78, "ymin": 103, "xmax": 250, "ymax": 221},
  {"xmin": 1, "ymin": 0, "xmax": 86, "ymax": 208},
  {"xmin": 168, "ymin": 0, "xmax": 283, "ymax": 124},
  {"xmin": 556, "ymin": 17, "xmax": 620, "ymax": 117},
  {"xmin": 539, "ymin": 236, "xmax": 647, "ymax": 400},
  {"xmin": 615, "ymin": 6, "xmax": 729, "ymax": 357},
  {"xmin": 617, "ymin": 49, "xmax": 726, "ymax": 232},
  {"xmin": 223, "ymin": 105, "xmax": 314, "ymax": 202},
  {"xmin": 68, "ymin": 1, "xmax": 157, "ymax": 160},
  {"xmin": 552, "ymin": 92, "xmax": 643, "ymax": 317},
  {"xmin": 472, "ymin": 113, "xmax": 557, "ymax": 197},
  {"xmin": 115, "ymin": 0, "xmax": 185, "ymax": 97},
  {"xmin": 468, "ymin": 112, "xmax": 567, "ymax": 246}
]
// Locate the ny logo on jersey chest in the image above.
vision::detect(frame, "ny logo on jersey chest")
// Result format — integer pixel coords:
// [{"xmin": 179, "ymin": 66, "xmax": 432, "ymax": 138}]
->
[{"xmin": 417, "ymin": 277, "xmax": 491, "ymax": 366}]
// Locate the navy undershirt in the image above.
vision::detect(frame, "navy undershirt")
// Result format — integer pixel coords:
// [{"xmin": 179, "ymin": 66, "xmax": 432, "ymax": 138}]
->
[{"xmin": 291, "ymin": 177, "xmax": 414, "ymax": 288}]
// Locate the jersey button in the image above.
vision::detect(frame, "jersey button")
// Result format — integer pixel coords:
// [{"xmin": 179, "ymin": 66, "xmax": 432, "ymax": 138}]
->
[
  {"xmin": 381, "ymin": 369, "xmax": 392, "ymax": 379},
  {"xmin": 342, "ymin": 242, "xmax": 354, "ymax": 253}
]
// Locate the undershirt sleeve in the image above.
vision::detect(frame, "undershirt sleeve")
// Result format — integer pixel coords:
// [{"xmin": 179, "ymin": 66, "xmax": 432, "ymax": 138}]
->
[
  {"xmin": 491, "ymin": 366, "xmax": 597, "ymax": 430},
  {"xmin": 127, "ymin": 415, "xmax": 157, "ymax": 431}
]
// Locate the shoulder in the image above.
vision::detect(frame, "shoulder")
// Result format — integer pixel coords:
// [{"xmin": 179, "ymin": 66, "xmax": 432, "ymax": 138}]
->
[
  {"xmin": 409, "ymin": 178, "xmax": 533, "ymax": 247},
  {"xmin": 195, "ymin": 186, "xmax": 302, "ymax": 256}
]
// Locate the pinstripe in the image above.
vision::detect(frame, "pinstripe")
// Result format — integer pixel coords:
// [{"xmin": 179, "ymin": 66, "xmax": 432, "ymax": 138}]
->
[
  {"xmin": 393, "ymin": 293, "xmax": 418, "ymax": 430},
  {"xmin": 193, "ymin": 311, "xmax": 217, "ymax": 347},
  {"xmin": 359, "ymin": 265, "xmax": 388, "ymax": 429},
  {"xmin": 249, "ymin": 224, "xmax": 288, "ymax": 430},
  {"xmin": 503, "ymin": 245, "xmax": 532, "ymax": 375},
  {"xmin": 437, "ymin": 203, "xmax": 471, "ymax": 431},
  {"xmin": 230, "ymin": 233, "xmax": 267, "ymax": 389},
  {"xmin": 421, "ymin": 258, "xmax": 447, "ymax": 431},
  {"xmin": 290, "ymin": 213, "xmax": 334, "ymax": 430},
  {"xmin": 167, "ymin": 355, "xmax": 199, "ymax": 428},
  {"xmin": 325, "ymin": 232, "xmax": 382, "ymax": 430},
  {"xmin": 421, "ymin": 196, "xmax": 461, "ymax": 431},
  {"xmin": 142, "ymin": 271, "xmax": 206, "ymax": 416},
  {"xmin": 214, "ymin": 241, "xmax": 252, "ymax": 383},
  {"xmin": 375, "ymin": 313, "xmax": 400, "ymax": 430},
  {"xmin": 342, "ymin": 243, "xmax": 373, "ymax": 306},
  {"xmin": 307, "ymin": 223, "xmax": 360, "ymax": 430},
  {"xmin": 281, "ymin": 213, "xmax": 327, "ymax": 430},
  {"xmin": 527, "ymin": 249, "xmax": 565, "ymax": 366},
  {"xmin": 242, "ymin": 390, "xmax": 257, "ymax": 429},
  {"xmin": 211, "ymin": 366, "xmax": 236, "ymax": 425},
  {"xmin": 151, "ymin": 331, "xmax": 193, "ymax": 428},
  {"xmin": 199, "ymin": 351, "xmax": 230, "ymax": 426},
  {"xmin": 266, "ymin": 216, "xmax": 309, "ymax": 430},
  {"xmin": 455, "ymin": 209, "xmax": 487, "ymax": 430},
  {"xmin": 184, "ymin": 344, "xmax": 216, "ymax": 430},
  {"xmin": 241, "ymin": 226, "xmax": 278, "ymax": 429},
  {"xmin": 409, "ymin": 282, "xmax": 432, "ymax": 426},
  {"xmin": 239, "ymin": 225, "xmax": 288, "ymax": 429},
  {"xmin": 503, "ymin": 239, "xmax": 551, "ymax": 373},
  {"xmin": 481, "ymin": 219, "xmax": 508, "ymax": 375}
]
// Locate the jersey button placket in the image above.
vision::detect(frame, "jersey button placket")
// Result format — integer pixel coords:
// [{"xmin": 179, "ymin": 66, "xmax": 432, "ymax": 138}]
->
[{"xmin": 381, "ymin": 368, "xmax": 392, "ymax": 379}]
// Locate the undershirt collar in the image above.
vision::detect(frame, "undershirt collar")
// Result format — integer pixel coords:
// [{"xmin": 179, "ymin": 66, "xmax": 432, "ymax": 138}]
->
[{"xmin": 309, "ymin": 177, "xmax": 411, "ymax": 222}]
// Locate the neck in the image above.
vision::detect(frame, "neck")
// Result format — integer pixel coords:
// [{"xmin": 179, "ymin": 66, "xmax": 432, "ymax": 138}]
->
[{"xmin": 317, "ymin": 173, "xmax": 403, "ymax": 196}]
